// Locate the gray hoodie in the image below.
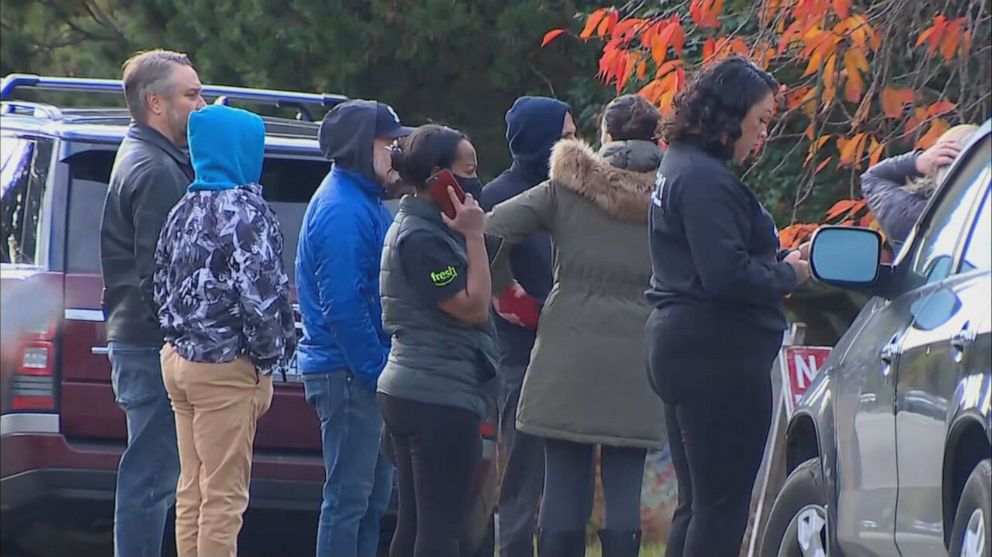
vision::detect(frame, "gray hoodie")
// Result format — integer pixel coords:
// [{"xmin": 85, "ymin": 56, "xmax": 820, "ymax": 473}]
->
[{"xmin": 860, "ymin": 151, "xmax": 926, "ymax": 250}]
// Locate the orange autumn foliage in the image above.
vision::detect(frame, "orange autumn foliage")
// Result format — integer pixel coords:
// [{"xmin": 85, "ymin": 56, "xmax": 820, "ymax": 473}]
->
[{"xmin": 540, "ymin": 1, "xmax": 980, "ymax": 250}]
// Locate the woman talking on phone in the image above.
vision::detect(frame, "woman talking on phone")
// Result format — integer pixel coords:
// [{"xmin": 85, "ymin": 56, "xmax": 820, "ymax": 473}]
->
[
  {"xmin": 376, "ymin": 124, "xmax": 499, "ymax": 557},
  {"xmin": 645, "ymin": 57, "xmax": 811, "ymax": 557}
]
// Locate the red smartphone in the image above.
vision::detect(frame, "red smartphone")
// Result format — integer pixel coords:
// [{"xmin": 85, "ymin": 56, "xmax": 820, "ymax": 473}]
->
[{"xmin": 426, "ymin": 169, "xmax": 465, "ymax": 219}]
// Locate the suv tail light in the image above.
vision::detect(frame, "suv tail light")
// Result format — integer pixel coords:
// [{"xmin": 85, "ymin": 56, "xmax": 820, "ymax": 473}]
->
[
  {"xmin": 17, "ymin": 341, "xmax": 54, "ymax": 375},
  {"xmin": 8, "ymin": 321, "xmax": 57, "ymax": 411}
]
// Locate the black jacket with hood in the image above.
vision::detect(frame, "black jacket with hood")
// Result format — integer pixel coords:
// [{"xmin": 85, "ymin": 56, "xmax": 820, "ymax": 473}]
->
[{"xmin": 480, "ymin": 96, "xmax": 570, "ymax": 365}]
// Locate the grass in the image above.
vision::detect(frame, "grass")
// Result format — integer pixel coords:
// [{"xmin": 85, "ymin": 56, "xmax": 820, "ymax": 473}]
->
[{"xmin": 585, "ymin": 542, "xmax": 666, "ymax": 557}]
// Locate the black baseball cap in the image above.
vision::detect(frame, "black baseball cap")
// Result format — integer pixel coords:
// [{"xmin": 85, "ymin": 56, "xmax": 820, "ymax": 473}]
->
[{"xmin": 375, "ymin": 102, "xmax": 414, "ymax": 139}]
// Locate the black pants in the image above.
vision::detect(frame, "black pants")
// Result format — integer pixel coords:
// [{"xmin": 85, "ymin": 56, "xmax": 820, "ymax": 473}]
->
[
  {"xmin": 646, "ymin": 307, "xmax": 780, "ymax": 557},
  {"xmin": 538, "ymin": 438, "xmax": 647, "ymax": 532},
  {"xmin": 379, "ymin": 394, "xmax": 481, "ymax": 557},
  {"xmin": 498, "ymin": 364, "xmax": 545, "ymax": 557}
]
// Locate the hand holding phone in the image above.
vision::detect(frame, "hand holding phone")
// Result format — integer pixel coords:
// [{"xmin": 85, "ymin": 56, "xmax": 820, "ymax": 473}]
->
[
  {"xmin": 441, "ymin": 185, "xmax": 485, "ymax": 238},
  {"xmin": 784, "ymin": 250, "xmax": 811, "ymax": 284},
  {"xmin": 427, "ymin": 169, "xmax": 466, "ymax": 220}
]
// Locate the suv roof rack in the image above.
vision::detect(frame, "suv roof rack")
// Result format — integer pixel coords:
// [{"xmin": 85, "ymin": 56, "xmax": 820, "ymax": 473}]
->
[
  {"xmin": 1, "ymin": 101, "xmax": 64, "ymax": 119},
  {"xmin": 0, "ymin": 74, "xmax": 348, "ymax": 122}
]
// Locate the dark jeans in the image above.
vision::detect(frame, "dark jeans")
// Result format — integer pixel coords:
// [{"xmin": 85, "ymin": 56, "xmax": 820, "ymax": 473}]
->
[
  {"xmin": 108, "ymin": 342, "xmax": 179, "ymax": 557},
  {"xmin": 538, "ymin": 439, "xmax": 646, "ymax": 532},
  {"xmin": 304, "ymin": 372, "xmax": 393, "ymax": 557},
  {"xmin": 379, "ymin": 394, "xmax": 481, "ymax": 557},
  {"xmin": 646, "ymin": 308, "xmax": 780, "ymax": 557},
  {"xmin": 498, "ymin": 364, "xmax": 545, "ymax": 557}
]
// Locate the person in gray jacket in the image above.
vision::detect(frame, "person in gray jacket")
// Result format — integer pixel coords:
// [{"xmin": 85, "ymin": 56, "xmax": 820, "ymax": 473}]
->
[{"xmin": 861, "ymin": 124, "xmax": 977, "ymax": 251}]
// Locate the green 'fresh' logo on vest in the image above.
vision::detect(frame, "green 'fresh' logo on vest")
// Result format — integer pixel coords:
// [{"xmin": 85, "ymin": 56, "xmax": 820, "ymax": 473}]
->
[{"xmin": 430, "ymin": 266, "xmax": 458, "ymax": 287}]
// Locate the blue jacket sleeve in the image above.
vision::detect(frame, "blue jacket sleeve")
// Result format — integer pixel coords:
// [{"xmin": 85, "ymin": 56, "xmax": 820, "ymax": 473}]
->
[{"xmin": 307, "ymin": 209, "xmax": 388, "ymax": 390}]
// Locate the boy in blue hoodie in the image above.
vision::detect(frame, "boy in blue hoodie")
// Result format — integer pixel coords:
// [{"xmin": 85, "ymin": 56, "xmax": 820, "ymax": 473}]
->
[
  {"xmin": 296, "ymin": 100, "xmax": 412, "ymax": 557},
  {"xmin": 155, "ymin": 105, "xmax": 296, "ymax": 557},
  {"xmin": 480, "ymin": 96, "xmax": 574, "ymax": 557}
]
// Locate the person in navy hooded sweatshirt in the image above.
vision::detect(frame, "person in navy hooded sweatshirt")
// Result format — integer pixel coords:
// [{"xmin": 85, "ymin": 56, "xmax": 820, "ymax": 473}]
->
[
  {"xmin": 480, "ymin": 96, "xmax": 575, "ymax": 557},
  {"xmin": 295, "ymin": 100, "xmax": 412, "ymax": 557}
]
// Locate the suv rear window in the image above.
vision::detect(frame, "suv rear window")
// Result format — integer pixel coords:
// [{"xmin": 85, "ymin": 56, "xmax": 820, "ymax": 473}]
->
[
  {"xmin": 260, "ymin": 155, "xmax": 331, "ymax": 282},
  {"xmin": 66, "ymin": 149, "xmax": 115, "ymax": 273},
  {"xmin": 1, "ymin": 133, "xmax": 53, "ymax": 265},
  {"xmin": 65, "ymin": 146, "xmax": 330, "ymax": 281}
]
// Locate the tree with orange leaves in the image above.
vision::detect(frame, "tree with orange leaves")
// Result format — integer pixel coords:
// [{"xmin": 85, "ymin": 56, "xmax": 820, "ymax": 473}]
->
[{"xmin": 542, "ymin": 0, "xmax": 990, "ymax": 249}]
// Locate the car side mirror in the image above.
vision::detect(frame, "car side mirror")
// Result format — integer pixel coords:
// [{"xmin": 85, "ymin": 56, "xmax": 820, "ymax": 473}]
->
[{"xmin": 810, "ymin": 226, "xmax": 883, "ymax": 288}]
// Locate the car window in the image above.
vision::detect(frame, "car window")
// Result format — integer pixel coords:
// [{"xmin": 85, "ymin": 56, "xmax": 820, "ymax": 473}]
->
[
  {"xmin": 910, "ymin": 135, "xmax": 991, "ymax": 287},
  {"xmin": 1, "ymin": 133, "xmax": 54, "ymax": 265},
  {"xmin": 64, "ymin": 147, "xmax": 328, "ymax": 284},
  {"xmin": 66, "ymin": 149, "xmax": 116, "ymax": 274},
  {"xmin": 259, "ymin": 156, "xmax": 329, "ymax": 282},
  {"xmin": 961, "ymin": 187, "xmax": 991, "ymax": 274}
]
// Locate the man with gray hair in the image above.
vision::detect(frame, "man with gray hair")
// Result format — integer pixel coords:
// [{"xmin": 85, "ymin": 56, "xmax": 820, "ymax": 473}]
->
[{"xmin": 99, "ymin": 49, "xmax": 206, "ymax": 557}]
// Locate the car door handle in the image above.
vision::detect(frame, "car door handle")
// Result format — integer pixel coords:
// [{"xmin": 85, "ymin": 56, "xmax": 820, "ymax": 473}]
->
[
  {"xmin": 951, "ymin": 322, "xmax": 976, "ymax": 362},
  {"xmin": 880, "ymin": 341, "xmax": 902, "ymax": 364},
  {"xmin": 951, "ymin": 322, "xmax": 976, "ymax": 349},
  {"xmin": 91, "ymin": 346, "xmax": 109, "ymax": 356}
]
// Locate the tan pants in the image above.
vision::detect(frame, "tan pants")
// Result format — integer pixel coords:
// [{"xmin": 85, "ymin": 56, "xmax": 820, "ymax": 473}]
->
[{"xmin": 161, "ymin": 344, "xmax": 273, "ymax": 557}]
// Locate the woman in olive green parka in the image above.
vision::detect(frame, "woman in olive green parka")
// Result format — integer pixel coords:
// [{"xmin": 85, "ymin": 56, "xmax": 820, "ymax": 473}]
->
[{"xmin": 486, "ymin": 95, "xmax": 665, "ymax": 557}]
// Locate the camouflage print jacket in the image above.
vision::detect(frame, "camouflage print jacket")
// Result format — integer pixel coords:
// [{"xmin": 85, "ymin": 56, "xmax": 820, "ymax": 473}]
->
[{"xmin": 154, "ymin": 184, "xmax": 297, "ymax": 374}]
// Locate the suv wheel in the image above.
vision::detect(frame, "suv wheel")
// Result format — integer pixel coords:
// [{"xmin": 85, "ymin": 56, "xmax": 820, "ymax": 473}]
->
[
  {"xmin": 950, "ymin": 459, "xmax": 991, "ymax": 557},
  {"xmin": 760, "ymin": 458, "xmax": 829, "ymax": 557}
]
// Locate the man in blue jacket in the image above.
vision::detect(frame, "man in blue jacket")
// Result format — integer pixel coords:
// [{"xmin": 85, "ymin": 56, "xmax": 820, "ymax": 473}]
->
[
  {"xmin": 481, "ymin": 96, "xmax": 574, "ymax": 557},
  {"xmin": 296, "ymin": 100, "xmax": 412, "ymax": 557}
]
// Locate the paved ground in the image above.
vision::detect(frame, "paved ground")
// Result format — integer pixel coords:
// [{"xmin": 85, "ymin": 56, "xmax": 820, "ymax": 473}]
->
[{"xmin": 1, "ymin": 507, "xmax": 322, "ymax": 557}]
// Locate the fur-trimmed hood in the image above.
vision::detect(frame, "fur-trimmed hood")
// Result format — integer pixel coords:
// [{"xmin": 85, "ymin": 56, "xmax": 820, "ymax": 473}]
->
[{"xmin": 549, "ymin": 139, "xmax": 660, "ymax": 223}]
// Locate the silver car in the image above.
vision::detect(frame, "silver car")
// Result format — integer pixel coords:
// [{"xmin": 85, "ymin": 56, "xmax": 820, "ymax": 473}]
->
[{"xmin": 761, "ymin": 120, "xmax": 992, "ymax": 557}]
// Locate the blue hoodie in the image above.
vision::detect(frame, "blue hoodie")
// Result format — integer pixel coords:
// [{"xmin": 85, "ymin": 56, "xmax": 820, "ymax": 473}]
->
[
  {"xmin": 295, "ymin": 100, "xmax": 393, "ymax": 388},
  {"xmin": 480, "ymin": 96, "xmax": 570, "ymax": 365},
  {"xmin": 155, "ymin": 105, "xmax": 297, "ymax": 374},
  {"xmin": 188, "ymin": 105, "xmax": 265, "ymax": 192}
]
